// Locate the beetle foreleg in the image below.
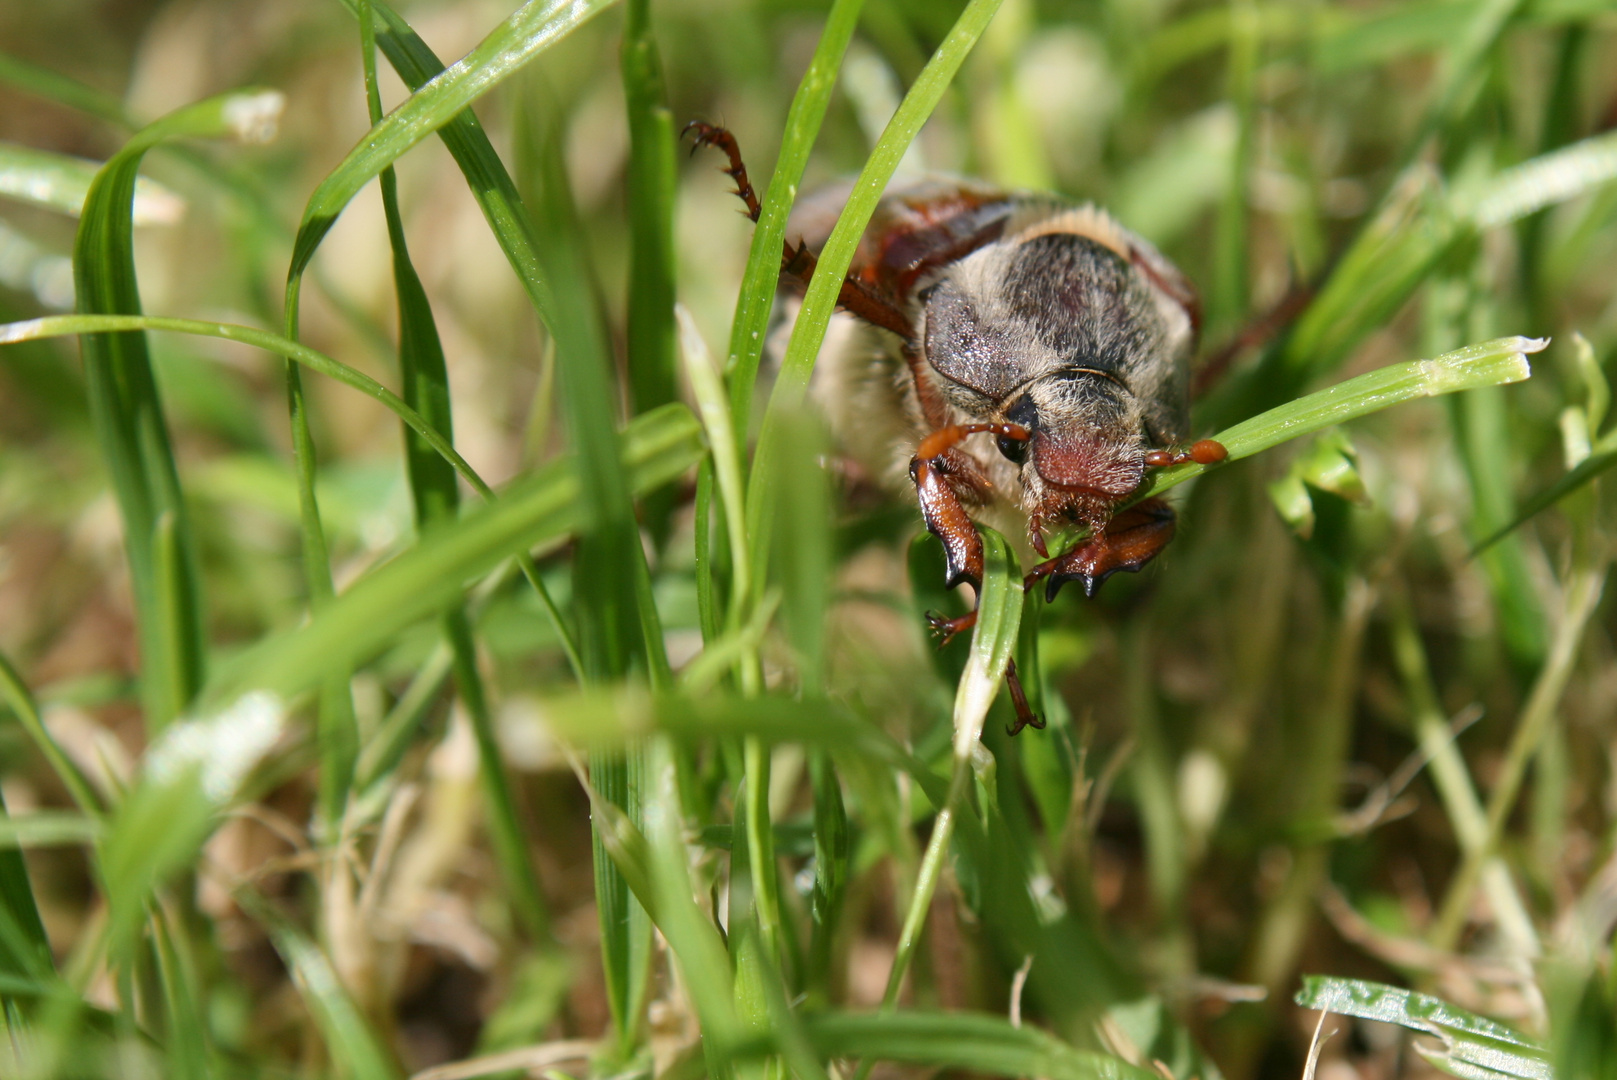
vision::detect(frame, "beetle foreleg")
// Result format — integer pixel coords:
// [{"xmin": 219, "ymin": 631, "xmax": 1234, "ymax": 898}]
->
[
  {"xmin": 1024, "ymin": 497, "xmax": 1177, "ymax": 600},
  {"xmin": 911, "ymin": 455, "xmax": 985, "ymax": 591},
  {"xmin": 912, "ymin": 422, "xmax": 1044, "ymax": 736}
]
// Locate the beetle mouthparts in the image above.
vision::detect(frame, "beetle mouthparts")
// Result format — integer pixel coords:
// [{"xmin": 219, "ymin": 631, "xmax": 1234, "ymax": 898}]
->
[{"xmin": 1030, "ymin": 431, "xmax": 1144, "ymax": 500}]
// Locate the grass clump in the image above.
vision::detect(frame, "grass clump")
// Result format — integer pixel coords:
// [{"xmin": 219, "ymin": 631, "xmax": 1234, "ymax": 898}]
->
[{"xmin": 0, "ymin": 1, "xmax": 1613, "ymax": 1078}]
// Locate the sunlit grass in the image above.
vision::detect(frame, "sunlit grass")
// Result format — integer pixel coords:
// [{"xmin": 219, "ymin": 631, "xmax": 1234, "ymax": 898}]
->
[{"xmin": 0, "ymin": 1, "xmax": 1613, "ymax": 1078}]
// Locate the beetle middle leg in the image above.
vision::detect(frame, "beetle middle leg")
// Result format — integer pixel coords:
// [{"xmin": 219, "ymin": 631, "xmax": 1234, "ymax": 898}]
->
[{"xmin": 911, "ymin": 422, "xmax": 1042, "ymax": 735}]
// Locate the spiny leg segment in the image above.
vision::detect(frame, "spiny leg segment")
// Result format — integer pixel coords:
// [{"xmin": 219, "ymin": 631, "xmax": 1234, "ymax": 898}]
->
[
  {"xmin": 910, "ymin": 422, "xmax": 1044, "ymax": 735},
  {"xmin": 683, "ymin": 121, "xmax": 914, "ymax": 339}
]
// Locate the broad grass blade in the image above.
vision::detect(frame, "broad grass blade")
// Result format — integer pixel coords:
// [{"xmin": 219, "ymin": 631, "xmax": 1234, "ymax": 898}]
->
[
  {"xmin": 1297, "ymin": 976, "xmax": 1552, "ymax": 1080},
  {"xmin": 73, "ymin": 89, "xmax": 283, "ymax": 730}
]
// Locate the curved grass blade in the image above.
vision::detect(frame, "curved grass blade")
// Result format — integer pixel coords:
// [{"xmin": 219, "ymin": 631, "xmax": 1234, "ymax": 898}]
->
[
  {"xmin": 0, "ymin": 314, "xmax": 491, "ymax": 499},
  {"xmin": 1224, "ymin": 118, "xmax": 1617, "ymax": 421},
  {"xmin": 202, "ymin": 402, "xmax": 702, "ymax": 709},
  {"xmin": 723, "ymin": 0, "xmax": 864, "ymax": 436},
  {"xmin": 357, "ymin": 0, "xmax": 549, "ymax": 940},
  {"xmin": 73, "ymin": 88, "xmax": 283, "ymax": 731},
  {"xmin": 1136, "ymin": 337, "xmax": 1543, "ymax": 504},
  {"xmin": 746, "ymin": 0, "xmax": 1002, "ymax": 582},
  {"xmin": 0, "ymin": 142, "xmax": 181, "ymax": 222},
  {"xmin": 332, "ymin": 0, "xmax": 661, "ymax": 680},
  {"xmin": 802, "ymin": 1011, "xmax": 1158, "ymax": 1080},
  {"xmin": 1471, "ymin": 423, "xmax": 1617, "ymax": 557},
  {"xmin": 287, "ymin": 0, "xmax": 615, "ymax": 283},
  {"xmin": 93, "ymin": 405, "xmax": 697, "ymax": 972},
  {"xmin": 1297, "ymin": 977, "xmax": 1551, "ymax": 1080}
]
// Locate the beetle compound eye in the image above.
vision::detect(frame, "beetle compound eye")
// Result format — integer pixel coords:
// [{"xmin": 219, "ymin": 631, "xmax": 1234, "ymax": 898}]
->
[
  {"xmin": 997, "ymin": 395, "xmax": 1038, "ymax": 464},
  {"xmin": 997, "ymin": 431, "xmax": 1029, "ymax": 464}
]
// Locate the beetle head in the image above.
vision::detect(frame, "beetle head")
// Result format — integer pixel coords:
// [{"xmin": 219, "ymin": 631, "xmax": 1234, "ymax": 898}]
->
[{"xmin": 996, "ymin": 372, "xmax": 1146, "ymax": 538}]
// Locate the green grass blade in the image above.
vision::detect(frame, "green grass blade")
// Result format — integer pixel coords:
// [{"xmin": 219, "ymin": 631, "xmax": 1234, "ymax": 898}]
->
[
  {"xmin": 746, "ymin": 0, "xmax": 1002, "ymax": 586},
  {"xmin": 642, "ymin": 738, "xmax": 741, "ymax": 1061},
  {"xmin": 445, "ymin": 609, "xmax": 552, "ymax": 942},
  {"xmin": 879, "ymin": 526, "xmax": 1020, "ymax": 1014},
  {"xmin": 357, "ymin": 0, "xmax": 549, "ymax": 940},
  {"xmin": 1451, "ymin": 382, "xmax": 1547, "ymax": 666},
  {"xmin": 1461, "ymin": 128, "xmax": 1617, "ymax": 229},
  {"xmin": 329, "ymin": 0, "xmax": 656, "ymax": 684},
  {"xmin": 1472, "ymin": 425, "xmax": 1617, "ymax": 555},
  {"xmin": 1135, "ymin": 337, "xmax": 1543, "ymax": 504},
  {"xmin": 1209, "ymin": 0, "xmax": 1258, "ymax": 335},
  {"xmin": 1401, "ymin": 0, "xmax": 1526, "ymax": 168},
  {"xmin": 152, "ymin": 909, "xmax": 209, "ymax": 1080},
  {"xmin": 620, "ymin": 0, "xmax": 679, "ymax": 418},
  {"xmin": 510, "ymin": 86, "xmax": 652, "ymax": 682},
  {"xmin": 335, "ymin": 0, "xmax": 564, "ymax": 337},
  {"xmin": 287, "ymin": 0, "xmax": 616, "ymax": 284},
  {"xmin": 0, "ymin": 52, "xmax": 129, "ymax": 126},
  {"xmin": 723, "ymin": 0, "xmax": 864, "ymax": 437},
  {"xmin": 1297, "ymin": 977, "xmax": 1551, "ymax": 1080},
  {"xmin": 259, "ymin": 909, "xmax": 400, "ymax": 1080},
  {"xmin": 620, "ymin": 0, "xmax": 680, "ymax": 548},
  {"xmin": 0, "ymin": 813, "xmax": 101, "ymax": 849},
  {"xmin": 511, "ymin": 85, "xmax": 659, "ymax": 1048},
  {"xmin": 0, "ymin": 142, "xmax": 180, "ymax": 221},
  {"xmin": 0, "ymin": 314, "xmax": 493, "ymax": 500},
  {"xmin": 0, "ymin": 651, "xmax": 103, "ymax": 817},
  {"xmin": 0, "ymin": 786, "xmax": 53, "ymax": 1004},
  {"xmin": 677, "ymin": 307, "xmax": 751, "ymax": 630},
  {"xmin": 72, "ymin": 88, "xmax": 282, "ymax": 731},
  {"xmin": 100, "ymin": 691, "xmax": 287, "ymax": 961},
  {"xmin": 768, "ymin": 409, "xmax": 832, "ymax": 691},
  {"xmin": 804, "ymin": 748, "xmax": 847, "ymax": 1009},
  {"xmin": 802, "ymin": 1011, "xmax": 1158, "ymax": 1080},
  {"xmin": 590, "ymin": 750, "xmax": 652, "ymax": 1056},
  {"xmin": 200, "ymin": 403, "xmax": 702, "ymax": 709},
  {"xmin": 523, "ymin": 690, "xmax": 946, "ymax": 804}
]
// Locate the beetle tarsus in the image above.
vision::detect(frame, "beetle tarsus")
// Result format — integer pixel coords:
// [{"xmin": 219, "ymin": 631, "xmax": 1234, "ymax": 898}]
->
[
  {"xmin": 1005, "ymin": 658, "xmax": 1044, "ymax": 736},
  {"xmin": 683, "ymin": 121, "xmax": 762, "ymax": 222},
  {"xmin": 925, "ymin": 610, "xmax": 976, "ymax": 647}
]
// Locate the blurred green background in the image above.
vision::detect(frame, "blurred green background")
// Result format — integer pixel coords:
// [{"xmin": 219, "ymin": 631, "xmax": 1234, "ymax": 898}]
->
[{"xmin": 0, "ymin": 0, "xmax": 1614, "ymax": 1078}]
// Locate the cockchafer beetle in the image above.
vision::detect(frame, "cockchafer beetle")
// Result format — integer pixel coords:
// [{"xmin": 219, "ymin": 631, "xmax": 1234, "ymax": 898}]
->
[{"xmin": 688, "ymin": 123, "xmax": 1226, "ymax": 734}]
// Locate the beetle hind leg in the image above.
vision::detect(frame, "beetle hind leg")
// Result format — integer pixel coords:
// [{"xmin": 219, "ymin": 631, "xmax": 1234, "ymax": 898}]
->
[{"xmin": 684, "ymin": 121, "xmax": 916, "ymax": 339}]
